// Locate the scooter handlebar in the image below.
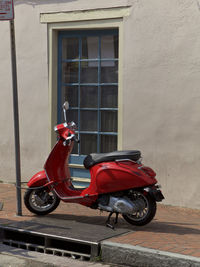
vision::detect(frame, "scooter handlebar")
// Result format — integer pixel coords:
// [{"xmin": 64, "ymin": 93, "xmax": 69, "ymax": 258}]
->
[
  {"xmin": 63, "ymin": 134, "xmax": 80, "ymax": 146},
  {"xmin": 65, "ymin": 134, "xmax": 75, "ymax": 141},
  {"xmin": 73, "ymin": 136, "xmax": 80, "ymax": 143}
]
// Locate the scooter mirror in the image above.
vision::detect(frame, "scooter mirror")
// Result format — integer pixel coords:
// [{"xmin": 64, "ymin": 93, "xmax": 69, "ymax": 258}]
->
[{"xmin": 63, "ymin": 101, "xmax": 69, "ymax": 111}]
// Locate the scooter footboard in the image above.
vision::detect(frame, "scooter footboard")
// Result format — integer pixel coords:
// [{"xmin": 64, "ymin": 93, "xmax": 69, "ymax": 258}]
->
[{"xmin": 27, "ymin": 170, "xmax": 48, "ymax": 188}]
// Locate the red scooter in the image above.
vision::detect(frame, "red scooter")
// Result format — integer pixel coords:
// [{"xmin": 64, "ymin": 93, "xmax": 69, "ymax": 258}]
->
[{"xmin": 24, "ymin": 102, "xmax": 164, "ymax": 228}]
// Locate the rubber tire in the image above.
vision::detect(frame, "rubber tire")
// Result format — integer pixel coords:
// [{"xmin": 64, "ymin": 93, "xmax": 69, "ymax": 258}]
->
[
  {"xmin": 24, "ymin": 188, "xmax": 60, "ymax": 215},
  {"xmin": 122, "ymin": 193, "xmax": 157, "ymax": 226}
]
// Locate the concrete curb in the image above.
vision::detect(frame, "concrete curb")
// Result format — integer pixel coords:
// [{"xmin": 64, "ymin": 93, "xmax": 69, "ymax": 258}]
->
[{"xmin": 101, "ymin": 241, "xmax": 200, "ymax": 267}]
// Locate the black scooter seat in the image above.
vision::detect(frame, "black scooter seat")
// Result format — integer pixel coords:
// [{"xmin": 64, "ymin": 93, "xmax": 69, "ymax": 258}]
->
[{"xmin": 83, "ymin": 150, "xmax": 141, "ymax": 169}]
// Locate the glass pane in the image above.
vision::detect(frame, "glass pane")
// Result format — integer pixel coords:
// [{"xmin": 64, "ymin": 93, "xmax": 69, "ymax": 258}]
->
[
  {"xmin": 80, "ymin": 86, "xmax": 98, "ymax": 108},
  {"xmin": 101, "ymin": 86, "xmax": 118, "ymax": 108},
  {"xmin": 67, "ymin": 110, "xmax": 78, "ymax": 124},
  {"xmin": 63, "ymin": 86, "xmax": 78, "ymax": 107},
  {"xmin": 80, "ymin": 134, "xmax": 97, "ymax": 155},
  {"xmin": 101, "ymin": 110, "xmax": 117, "ymax": 132},
  {"xmin": 62, "ymin": 37, "xmax": 79, "ymax": 60},
  {"xmin": 101, "ymin": 135, "xmax": 117, "ymax": 153},
  {"xmin": 101, "ymin": 35, "xmax": 118, "ymax": 59},
  {"xmin": 80, "ymin": 62, "xmax": 98, "ymax": 83},
  {"xmin": 101, "ymin": 61, "xmax": 118, "ymax": 83},
  {"xmin": 82, "ymin": 36, "xmax": 98, "ymax": 59},
  {"xmin": 62, "ymin": 62, "xmax": 79, "ymax": 83},
  {"xmin": 80, "ymin": 111, "xmax": 98, "ymax": 131}
]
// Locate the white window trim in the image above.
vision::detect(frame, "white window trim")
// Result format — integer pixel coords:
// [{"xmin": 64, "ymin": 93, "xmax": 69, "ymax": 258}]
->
[
  {"xmin": 41, "ymin": 7, "xmax": 131, "ymax": 149},
  {"xmin": 40, "ymin": 6, "xmax": 131, "ymax": 24}
]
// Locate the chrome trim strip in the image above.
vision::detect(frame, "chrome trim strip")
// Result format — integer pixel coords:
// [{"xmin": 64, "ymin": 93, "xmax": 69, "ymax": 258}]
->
[{"xmin": 115, "ymin": 159, "xmax": 137, "ymax": 163}]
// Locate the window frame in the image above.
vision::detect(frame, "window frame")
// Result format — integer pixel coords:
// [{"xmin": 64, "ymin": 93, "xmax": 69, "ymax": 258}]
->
[{"xmin": 45, "ymin": 16, "xmax": 124, "ymax": 152}]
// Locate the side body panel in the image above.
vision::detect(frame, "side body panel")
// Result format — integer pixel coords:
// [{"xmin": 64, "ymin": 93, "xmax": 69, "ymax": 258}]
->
[{"xmin": 83, "ymin": 161, "xmax": 157, "ymax": 195}]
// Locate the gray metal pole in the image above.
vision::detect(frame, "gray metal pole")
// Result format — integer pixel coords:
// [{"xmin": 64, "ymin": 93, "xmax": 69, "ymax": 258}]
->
[{"xmin": 9, "ymin": 19, "xmax": 22, "ymax": 216}]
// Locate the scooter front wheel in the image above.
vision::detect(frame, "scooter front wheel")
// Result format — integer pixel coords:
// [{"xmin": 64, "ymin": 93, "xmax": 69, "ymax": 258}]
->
[
  {"xmin": 122, "ymin": 191, "xmax": 156, "ymax": 226},
  {"xmin": 24, "ymin": 188, "xmax": 60, "ymax": 215}
]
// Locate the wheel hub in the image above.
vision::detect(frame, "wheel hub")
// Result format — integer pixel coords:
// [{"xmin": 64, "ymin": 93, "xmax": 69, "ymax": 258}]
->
[{"xmin": 34, "ymin": 194, "xmax": 47, "ymax": 206}]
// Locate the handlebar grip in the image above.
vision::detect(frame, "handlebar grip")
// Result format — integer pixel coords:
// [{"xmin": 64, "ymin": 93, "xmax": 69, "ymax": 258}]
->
[
  {"xmin": 63, "ymin": 135, "xmax": 79, "ymax": 146},
  {"xmin": 63, "ymin": 134, "xmax": 74, "ymax": 146},
  {"xmin": 73, "ymin": 136, "xmax": 80, "ymax": 143},
  {"xmin": 63, "ymin": 140, "xmax": 70, "ymax": 146}
]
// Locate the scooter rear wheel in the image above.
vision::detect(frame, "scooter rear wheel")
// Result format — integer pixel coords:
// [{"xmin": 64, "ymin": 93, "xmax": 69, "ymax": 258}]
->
[
  {"xmin": 24, "ymin": 188, "xmax": 60, "ymax": 215},
  {"xmin": 122, "ymin": 191, "xmax": 156, "ymax": 226}
]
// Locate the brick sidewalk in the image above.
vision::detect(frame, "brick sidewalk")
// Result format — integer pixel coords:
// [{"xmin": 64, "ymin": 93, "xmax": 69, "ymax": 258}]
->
[{"xmin": 0, "ymin": 183, "xmax": 200, "ymax": 258}]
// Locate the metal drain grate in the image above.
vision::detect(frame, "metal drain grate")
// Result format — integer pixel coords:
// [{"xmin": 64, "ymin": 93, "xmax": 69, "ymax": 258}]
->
[
  {"xmin": 3, "ymin": 239, "xmax": 90, "ymax": 260},
  {"xmin": 0, "ymin": 227, "xmax": 99, "ymax": 261}
]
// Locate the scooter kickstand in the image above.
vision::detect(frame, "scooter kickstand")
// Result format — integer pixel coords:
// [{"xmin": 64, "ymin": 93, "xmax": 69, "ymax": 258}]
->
[
  {"xmin": 106, "ymin": 212, "xmax": 114, "ymax": 229},
  {"xmin": 106, "ymin": 212, "xmax": 119, "ymax": 230},
  {"xmin": 114, "ymin": 212, "xmax": 119, "ymax": 225}
]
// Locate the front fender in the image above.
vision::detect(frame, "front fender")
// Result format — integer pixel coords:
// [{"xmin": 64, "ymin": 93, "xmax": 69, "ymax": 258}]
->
[{"xmin": 27, "ymin": 170, "xmax": 48, "ymax": 188}]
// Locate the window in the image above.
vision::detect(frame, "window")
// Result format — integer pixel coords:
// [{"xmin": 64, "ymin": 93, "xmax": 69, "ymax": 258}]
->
[{"xmin": 58, "ymin": 29, "xmax": 119, "ymax": 161}]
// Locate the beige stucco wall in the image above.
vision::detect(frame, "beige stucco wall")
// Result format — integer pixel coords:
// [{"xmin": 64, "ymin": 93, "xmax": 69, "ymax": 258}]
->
[
  {"xmin": 0, "ymin": 0, "xmax": 129, "ymax": 183},
  {"xmin": 0, "ymin": 11, "xmax": 49, "ymax": 184},
  {"xmin": 0, "ymin": 0, "xmax": 200, "ymax": 209},
  {"xmin": 123, "ymin": 0, "xmax": 200, "ymax": 208}
]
